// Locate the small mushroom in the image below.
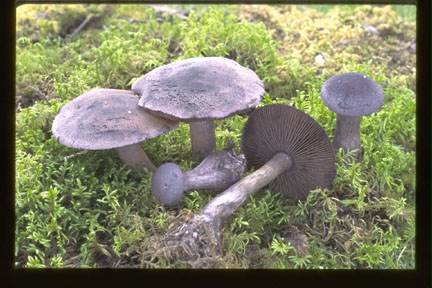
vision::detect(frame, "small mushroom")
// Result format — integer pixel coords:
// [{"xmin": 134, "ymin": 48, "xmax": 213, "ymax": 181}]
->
[
  {"xmin": 153, "ymin": 104, "xmax": 335, "ymax": 259},
  {"xmin": 320, "ymin": 72, "xmax": 384, "ymax": 161},
  {"xmin": 52, "ymin": 88, "xmax": 178, "ymax": 173},
  {"xmin": 152, "ymin": 149, "xmax": 246, "ymax": 206},
  {"xmin": 132, "ymin": 57, "xmax": 265, "ymax": 161}
]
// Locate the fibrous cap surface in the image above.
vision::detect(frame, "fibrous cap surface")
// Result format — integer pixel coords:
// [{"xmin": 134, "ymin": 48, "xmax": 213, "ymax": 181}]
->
[
  {"xmin": 132, "ymin": 57, "xmax": 265, "ymax": 121},
  {"xmin": 52, "ymin": 88, "xmax": 179, "ymax": 150},
  {"xmin": 321, "ymin": 72, "xmax": 384, "ymax": 117}
]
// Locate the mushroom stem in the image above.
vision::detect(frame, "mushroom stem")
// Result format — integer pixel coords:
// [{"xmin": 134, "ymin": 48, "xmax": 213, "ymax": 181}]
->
[
  {"xmin": 333, "ymin": 114, "xmax": 361, "ymax": 153},
  {"xmin": 198, "ymin": 152, "xmax": 293, "ymax": 225},
  {"xmin": 183, "ymin": 150, "xmax": 246, "ymax": 192},
  {"xmin": 189, "ymin": 120, "xmax": 216, "ymax": 162},
  {"xmin": 152, "ymin": 150, "xmax": 246, "ymax": 206},
  {"xmin": 115, "ymin": 143, "xmax": 157, "ymax": 172}
]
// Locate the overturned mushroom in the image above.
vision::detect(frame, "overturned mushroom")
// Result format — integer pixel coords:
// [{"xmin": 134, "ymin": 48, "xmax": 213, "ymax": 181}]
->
[
  {"xmin": 152, "ymin": 149, "xmax": 246, "ymax": 206},
  {"xmin": 147, "ymin": 104, "xmax": 335, "ymax": 264},
  {"xmin": 321, "ymin": 72, "xmax": 384, "ymax": 161},
  {"xmin": 52, "ymin": 88, "xmax": 178, "ymax": 173},
  {"xmin": 132, "ymin": 57, "xmax": 265, "ymax": 161}
]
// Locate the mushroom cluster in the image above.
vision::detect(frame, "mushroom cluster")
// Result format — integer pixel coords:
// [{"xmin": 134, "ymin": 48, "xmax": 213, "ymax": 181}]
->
[
  {"xmin": 52, "ymin": 55, "xmax": 384, "ymax": 263},
  {"xmin": 145, "ymin": 72, "xmax": 385, "ymax": 262},
  {"xmin": 148, "ymin": 104, "xmax": 336, "ymax": 260},
  {"xmin": 52, "ymin": 57, "xmax": 264, "ymax": 173}
]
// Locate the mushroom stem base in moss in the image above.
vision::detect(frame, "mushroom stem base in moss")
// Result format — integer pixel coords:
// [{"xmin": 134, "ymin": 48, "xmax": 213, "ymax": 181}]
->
[
  {"xmin": 115, "ymin": 143, "xmax": 157, "ymax": 173},
  {"xmin": 199, "ymin": 152, "xmax": 293, "ymax": 223},
  {"xmin": 189, "ymin": 120, "xmax": 216, "ymax": 162},
  {"xmin": 333, "ymin": 114, "xmax": 362, "ymax": 161},
  {"xmin": 150, "ymin": 152, "xmax": 293, "ymax": 262}
]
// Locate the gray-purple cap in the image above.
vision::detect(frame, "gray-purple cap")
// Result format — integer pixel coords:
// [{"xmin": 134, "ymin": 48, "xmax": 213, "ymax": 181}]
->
[
  {"xmin": 131, "ymin": 57, "xmax": 265, "ymax": 121},
  {"xmin": 321, "ymin": 72, "xmax": 384, "ymax": 117},
  {"xmin": 52, "ymin": 88, "xmax": 179, "ymax": 150}
]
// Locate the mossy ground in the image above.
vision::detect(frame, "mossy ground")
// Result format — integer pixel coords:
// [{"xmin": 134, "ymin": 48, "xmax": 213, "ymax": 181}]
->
[{"xmin": 15, "ymin": 4, "xmax": 415, "ymax": 268}]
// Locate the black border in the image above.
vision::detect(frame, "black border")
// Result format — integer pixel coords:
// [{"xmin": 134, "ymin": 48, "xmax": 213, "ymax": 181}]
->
[{"xmin": 4, "ymin": 0, "xmax": 431, "ymax": 287}]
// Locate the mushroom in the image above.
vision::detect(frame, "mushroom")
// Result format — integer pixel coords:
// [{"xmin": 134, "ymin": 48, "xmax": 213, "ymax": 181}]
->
[
  {"xmin": 52, "ymin": 88, "xmax": 179, "ymax": 173},
  {"xmin": 152, "ymin": 149, "xmax": 246, "ymax": 206},
  {"xmin": 320, "ymin": 72, "xmax": 384, "ymax": 161},
  {"xmin": 131, "ymin": 57, "xmax": 265, "ymax": 161},
  {"xmin": 149, "ymin": 104, "xmax": 336, "ymax": 261}
]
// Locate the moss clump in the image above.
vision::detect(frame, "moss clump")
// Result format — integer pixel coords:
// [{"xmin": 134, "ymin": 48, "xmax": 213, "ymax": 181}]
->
[
  {"xmin": 16, "ymin": 4, "xmax": 113, "ymax": 41},
  {"xmin": 238, "ymin": 5, "xmax": 416, "ymax": 90}
]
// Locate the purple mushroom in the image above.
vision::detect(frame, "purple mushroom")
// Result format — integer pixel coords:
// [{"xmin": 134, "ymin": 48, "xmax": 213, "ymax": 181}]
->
[
  {"xmin": 131, "ymin": 57, "xmax": 265, "ymax": 161},
  {"xmin": 52, "ymin": 88, "xmax": 178, "ymax": 172},
  {"xmin": 321, "ymin": 72, "xmax": 384, "ymax": 161}
]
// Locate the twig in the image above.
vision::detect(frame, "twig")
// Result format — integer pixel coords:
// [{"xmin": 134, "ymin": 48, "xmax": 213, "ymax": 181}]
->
[
  {"xmin": 397, "ymin": 245, "xmax": 408, "ymax": 266},
  {"xmin": 67, "ymin": 16, "xmax": 93, "ymax": 42},
  {"xmin": 29, "ymin": 86, "xmax": 56, "ymax": 100},
  {"xmin": 54, "ymin": 150, "xmax": 89, "ymax": 162},
  {"xmin": 374, "ymin": 56, "xmax": 390, "ymax": 63},
  {"xmin": 402, "ymin": 37, "xmax": 416, "ymax": 50},
  {"xmin": 117, "ymin": 15, "xmax": 147, "ymax": 23},
  {"xmin": 304, "ymin": 224, "xmax": 322, "ymax": 236},
  {"xmin": 29, "ymin": 86, "xmax": 46, "ymax": 98},
  {"xmin": 148, "ymin": 5, "xmax": 188, "ymax": 21}
]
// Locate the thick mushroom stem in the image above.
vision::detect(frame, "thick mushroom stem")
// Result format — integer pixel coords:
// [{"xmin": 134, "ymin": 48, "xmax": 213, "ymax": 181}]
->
[
  {"xmin": 189, "ymin": 120, "xmax": 216, "ymax": 162},
  {"xmin": 115, "ymin": 143, "xmax": 157, "ymax": 172},
  {"xmin": 198, "ymin": 152, "xmax": 293, "ymax": 226},
  {"xmin": 152, "ymin": 150, "xmax": 246, "ymax": 206},
  {"xmin": 183, "ymin": 150, "xmax": 246, "ymax": 191},
  {"xmin": 333, "ymin": 114, "xmax": 361, "ymax": 154}
]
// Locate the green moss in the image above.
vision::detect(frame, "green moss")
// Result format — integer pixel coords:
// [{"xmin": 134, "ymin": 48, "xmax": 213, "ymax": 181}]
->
[
  {"xmin": 238, "ymin": 5, "xmax": 416, "ymax": 82},
  {"xmin": 16, "ymin": 4, "xmax": 113, "ymax": 40}
]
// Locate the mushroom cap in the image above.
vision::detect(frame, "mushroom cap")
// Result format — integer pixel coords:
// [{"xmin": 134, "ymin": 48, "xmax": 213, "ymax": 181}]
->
[
  {"xmin": 132, "ymin": 57, "xmax": 265, "ymax": 121},
  {"xmin": 321, "ymin": 72, "xmax": 384, "ymax": 117},
  {"xmin": 152, "ymin": 163, "xmax": 184, "ymax": 206},
  {"xmin": 52, "ymin": 88, "xmax": 179, "ymax": 150},
  {"xmin": 241, "ymin": 104, "xmax": 336, "ymax": 200}
]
